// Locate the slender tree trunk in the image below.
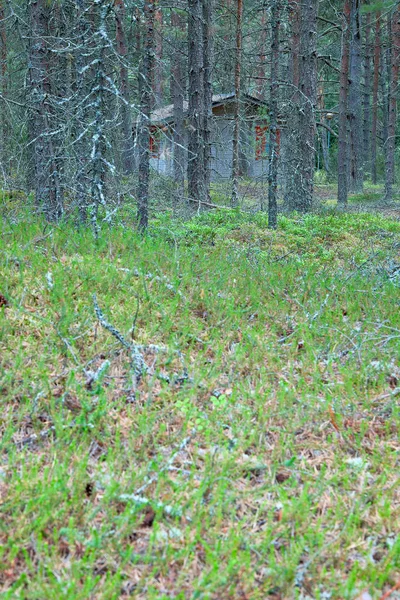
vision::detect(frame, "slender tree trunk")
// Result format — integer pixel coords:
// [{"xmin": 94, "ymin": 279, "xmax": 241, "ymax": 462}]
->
[
  {"xmin": 348, "ymin": 0, "xmax": 363, "ymax": 192},
  {"xmin": 74, "ymin": 0, "xmax": 91, "ymax": 224},
  {"xmin": 154, "ymin": 8, "xmax": 163, "ymax": 106},
  {"xmin": 282, "ymin": 0, "xmax": 300, "ymax": 205},
  {"xmin": 371, "ymin": 11, "xmax": 381, "ymax": 184},
  {"xmin": 89, "ymin": 1, "xmax": 110, "ymax": 235},
  {"xmin": 115, "ymin": 0, "xmax": 134, "ymax": 174},
  {"xmin": 268, "ymin": 0, "xmax": 280, "ymax": 229},
  {"xmin": 363, "ymin": 10, "xmax": 371, "ymax": 174},
  {"xmin": 318, "ymin": 81, "xmax": 330, "ymax": 173},
  {"xmin": 0, "ymin": 0, "xmax": 6, "ymax": 179},
  {"xmin": 381, "ymin": 35, "xmax": 390, "ymax": 153},
  {"xmin": 337, "ymin": 0, "xmax": 351, "ymax": 207},
  {"xmin": 171, "ymin": 9, "xmax": 185, "ymax": 197},
  {"xmin": 285, "ymin": 0, "xmax": 318, "ymax": 212},
  {"xmin": 187, "ymin": 0, "xmax": 205, "ymax": 204},
  {"xmin": 384, "ymin": 5, "xmax": 399, "ymax": 203},
  {"xmin": 231, "ymin": 0, "xmax": 243, "ymax": 207},
  {"xmin": 202, "ymin": 0, "xmax": 213, "ymax": 199},
  {"xmin": 137, "ymin": 0, "xmax": 155, "ymax": 231},
  {"xmin": 257, "ymin": 9, "xmax": 266, "ymax": 98}
]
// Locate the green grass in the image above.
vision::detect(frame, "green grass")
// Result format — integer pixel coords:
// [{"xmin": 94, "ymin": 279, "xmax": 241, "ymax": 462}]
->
[{"xmin": 1, "ymin": 209, "xmax": 400, "ymax": 599}]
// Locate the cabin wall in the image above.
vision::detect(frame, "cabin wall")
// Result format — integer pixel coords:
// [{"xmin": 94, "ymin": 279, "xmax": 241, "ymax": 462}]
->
[{"xmin": 148, "ymin": 116, "xmax": 269, "ymax": 182}]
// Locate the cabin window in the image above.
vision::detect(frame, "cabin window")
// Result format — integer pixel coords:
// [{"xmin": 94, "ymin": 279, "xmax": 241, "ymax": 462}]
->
[{"xmin": 255, "ymin": 124, "xmax": 268, "ymax": 161}]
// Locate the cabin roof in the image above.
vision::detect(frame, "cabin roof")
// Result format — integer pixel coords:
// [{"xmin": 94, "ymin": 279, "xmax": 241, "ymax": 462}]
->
[{"xmin": 147, "ymin": 92, "xmax": 266, "ymax": 126}]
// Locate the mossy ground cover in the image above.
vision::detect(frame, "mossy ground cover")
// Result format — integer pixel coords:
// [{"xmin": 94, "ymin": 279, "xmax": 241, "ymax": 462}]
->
[{"xmin": 1, "ymin": 208, "xmax": 400, "ymax": 599}]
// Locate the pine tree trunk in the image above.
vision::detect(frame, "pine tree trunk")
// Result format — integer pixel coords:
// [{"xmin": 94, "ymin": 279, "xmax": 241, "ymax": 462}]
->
[
  {"xmin": 154, "ymin": 9, "xmax": 163, "ymax": 107},
  {"xmin": 137, "ymin": 0, "xmax": 155, "ymax": 231},
  {"xmin": 337, "ymin": 0, "xmax": 351, "ymax": 207},
  {"xmin": 381, "ymin": 34, "xmax": 390, "ymax": 159},
  {"xmin": 257, "ymin": 9, "xmax": 266, "ymax": 98},
  {"xmin": 363, "ymin": 10, "xmax": 371, "ymax": 174},
  {"xmin": 285, "ymin": 0, "xmax": 317, "ymax": 212},
  {"xmin": 202, "ymin": 0, "xmax": 213, "ymax": 199},
  {"xmin": 318, "ymin": 82, "xmax": 330, "ymax": 173},
  {"xmin": 348, "ymin": 0, "xmax": 363, "ymax": 193},
  {"xmin": 371, "ymin": 11, "xmax": 381, "ymax": 184},
  {"xmin": 268, "ymin": 0, "xmax": 280, "ymax": 229},
  {"xmin": 0, "ymin": 0, "xmax": 6, "ymax": 179},
  {"xmin": 384, "ymin": 5, "xmax": 399, "ymax": 203},
  {"xmin": 28, "ymin": 0, "xmax": 63, "ymax": 221},
  {"xmin": 187, "ymin": 0, "xmax": 205, "ymax": 204},
  {"xmin": 231, "ymin": 0, "xmax": 243, "ymax": 207},
  {"xmin": 115, "ymin": 0, "xmax": 134, "ymax": 175},
  {"xmin": 171, "ymin": 9, "xmax": 185, "ymax": 197},
  {"xmin": 288, "ymin": 0, "xmax": 300, "ymax": 90},
  {"xmin": 282, "ymin": 0, "xmax": 300, "ymax": 206}
]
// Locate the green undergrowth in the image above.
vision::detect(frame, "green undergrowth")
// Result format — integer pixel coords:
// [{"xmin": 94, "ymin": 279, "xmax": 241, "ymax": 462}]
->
[
  {"xmin": 1, "ymin": 210, "xmax": 400, "ymax": 599},
  {"xmin": 154, "ymin": 209, "xmax": 400, "ymax": 265}
]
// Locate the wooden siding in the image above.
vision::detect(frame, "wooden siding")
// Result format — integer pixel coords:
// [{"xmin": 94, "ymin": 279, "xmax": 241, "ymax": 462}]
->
[{"xmin": 149, "ymin": 116, "xmax": 269, "ymax": 181}]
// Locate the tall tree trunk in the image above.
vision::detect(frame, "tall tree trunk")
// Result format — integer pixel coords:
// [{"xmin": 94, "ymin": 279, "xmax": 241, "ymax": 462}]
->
[
  {"xmin": 285, "ymin": 0, "xmax": 318, "ymax": 212},
  {"xmin": 348, "ymin": 0, "xmax": 363, "ymax": 193},
  {"xmin": 282, "ymin": 0, "xmax": 300, "ymax": 205},
  {"xmin": 202, "ymin": 0, "xmax": 213, "ymax": 199},
  {"xmin": 363, "ymin": 10, "xmax": 371, "ymax": 174},
  {"xmin": 0, "ymin": 0, "xmax": 6, "ymax": 179},
  {"xmin": 115, "ymin": 0, "xmax": 134, "ymax": 174},
  {"xmin": 384, "ymin": 5, "xmax": 399, "ymax": 203},
  {"xmin": 257, "ymin": 9, "xmax": 266, "ymax": 98},
  {"xmin": 74, "ymin": 0, "xmax": 90, "ymax": 224},
  {"xmin": 288, "ymin": 0, "xmax": 300, "ymax": 90},
  {"xmin": 154, "ymin": 8, "xmax": 163, "ymax": 106},
  {"xmin": 371, "ymin": 11, "xmax": 381, "ymax": 184},
  {"xmin": 268, "ymin": 0, "xmax": 280, "ymax": 229},
  {"xmin": 318, "ymin": 81, "xmax": 330, "ymax": 173},
  {"xmin": 137, "ymin": 0, "xmax": 155, "ymax": 231},
  {"xmin": 171, "ymin": 9, "xmax": 185, "ymax": 197},
  {"xmin": 28, "ymin": 0, "xmax": 63, "ymax": 221},
  {"xmin": 187, "ymin": 0, "xmax": 205, "ymax": 204},
  {"xmin": 381, "ymin": 34, "xmax": 390, "ymax": 153},
  {"xmin": 337, "ymin": 0, "xmax": 351, "ymax": 207},
  {"xmin": 89, "ymin": 1, "xmax": 110, "ymax": 235},
  {"xmin": 231, "ymin": 0, "xmax": 243, "ymax": 207}
]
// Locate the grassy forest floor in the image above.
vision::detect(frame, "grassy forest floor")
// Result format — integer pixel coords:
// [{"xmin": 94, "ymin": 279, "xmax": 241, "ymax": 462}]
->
[{"xmin": 1, "ymin": 200, "xmax": 400, "ymax": 599}]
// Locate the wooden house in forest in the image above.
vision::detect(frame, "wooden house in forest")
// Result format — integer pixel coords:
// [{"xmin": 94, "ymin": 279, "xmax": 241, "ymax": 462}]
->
[{"xmin": 141, "ymin": 93, "xmax": 276, "ymax": 182}]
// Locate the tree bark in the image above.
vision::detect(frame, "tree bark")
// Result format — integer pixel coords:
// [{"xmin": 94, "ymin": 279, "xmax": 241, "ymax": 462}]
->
[
  {"xmin": 171, "ymin": 9, "xmax": 186, "ymax": 197},
  {"xmin": 202, "ymin": 0, "xmax": 213, "ymax": 199},
  {"xmin": 231, "ymin": 0, "xmax": 243, "ymax": 207},
  {"xmin": 74, "ymin": 0, "xmax": 91, "ymax": 224},
  {"xmin": 0, "ymin": 0, "xmax": 6, "ymax": 178},
  {"xmin": 371, "ymin": 11, "xmax": 381, "ymax": 184},
  {"xmin": 115, "ymin": 0, "xmax": 134, "ymax": 175},
  {"xmin": 288, "ymin": 0, "xmax": 300, "ymax": 90},
  {"xmin": 137, "ymin": 0, "xmax": 155, "ymax": 231},
  {"xmin": 337, "ymin": 0, "xmax": 351, "ymax": 207},
  {"xmin": 348, "ymin": 0, "xmax": 363, "ymax": 193},
  {"xmin": 285, "ymin": 0, "xmax": 318, "ymax": 212},
  {"xmin": 268, "ymin": 0, "xmax": 280, "ymax": 229},
  {"xmin": 318, "ymin": 81, "xmax": 330, "ymax": 173},
  {"xmin": 154, "ymin": 8, "xmax": 163, "ymax": 106},
  {"xmin": 187, "ymin": 0, "xmax": 205, "ymax": 204},
  {"xmin": 28, "ymin": 0, "xmax": 63, "ymax": 221},
  {"xmin": 257, "ymin": 9, "xmax": 266, "ymax": 98},
  {"xmin": 384, "ymin": 5, "xmax": 399, "ymax": 203},
  {"xmin": 363, "ymin": 9, "xmax": 371, "ymax": 174}
]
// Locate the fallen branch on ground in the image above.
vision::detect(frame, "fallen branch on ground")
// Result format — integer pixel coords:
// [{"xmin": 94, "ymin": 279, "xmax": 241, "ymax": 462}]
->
[{"xmin": 93, "ymin": 294, "xmax": 189, "ymax": 393}]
